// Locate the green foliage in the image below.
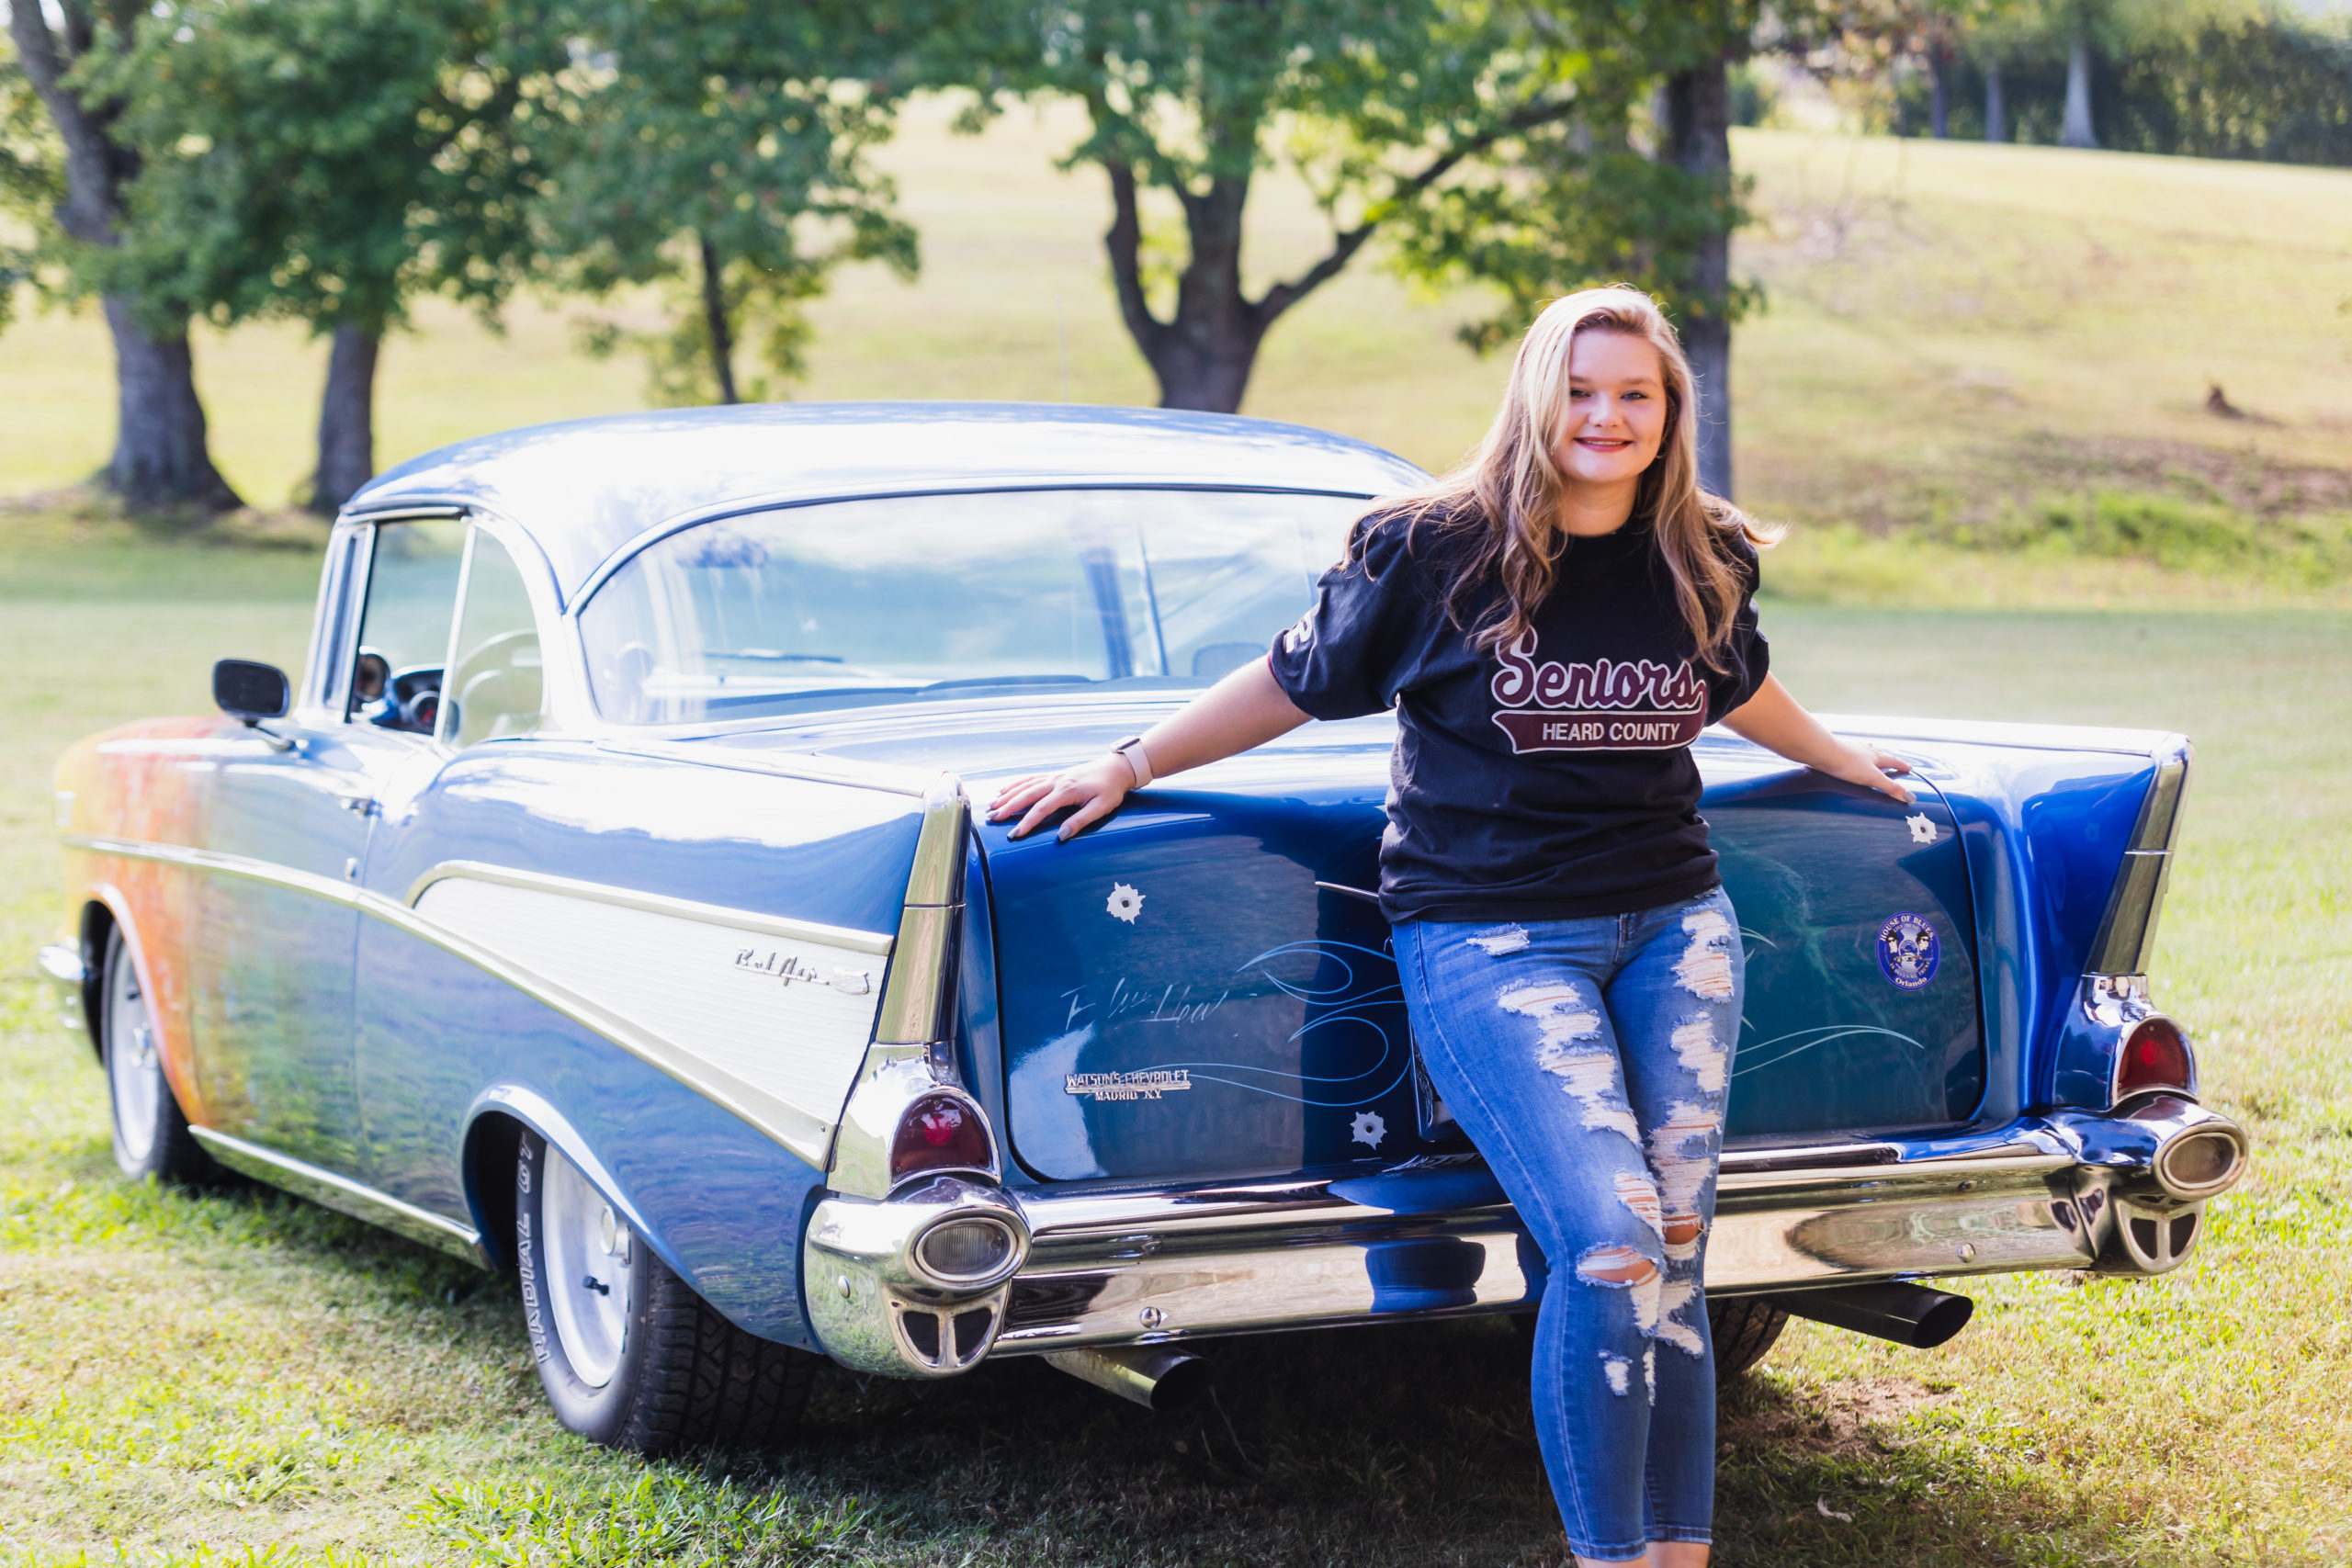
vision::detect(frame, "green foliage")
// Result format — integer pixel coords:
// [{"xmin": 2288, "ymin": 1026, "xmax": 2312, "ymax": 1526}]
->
[
  {"xmin": 0, "ymin": 32, "xmax": 67, "ymax": 334},
  {"xmin": 536, "ymin": 0, "xmax": 919, "ymax": 405},
  {"xmin": 1379, "ymin": 2, "xmax": 1770, "ymax": 355},
  {"xmin": 85, "ymin": 0, "xmax": 559, "ymax": 341}
]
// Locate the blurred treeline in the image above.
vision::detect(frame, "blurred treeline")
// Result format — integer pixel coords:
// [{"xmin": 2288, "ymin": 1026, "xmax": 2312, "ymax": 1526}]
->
[
  {"xmin": 1814, "ymin": 2, "xmax": 2352, "ymax": 162},
  {"xmin": 1, "ymin": 0, "xmax": 2342, "ymax": 519}
]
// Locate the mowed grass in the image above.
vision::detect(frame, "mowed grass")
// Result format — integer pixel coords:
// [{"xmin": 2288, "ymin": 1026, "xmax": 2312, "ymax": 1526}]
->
[{"xmin": 0, "ymin": 518, "xmax": 2346, "ymax": 1565}]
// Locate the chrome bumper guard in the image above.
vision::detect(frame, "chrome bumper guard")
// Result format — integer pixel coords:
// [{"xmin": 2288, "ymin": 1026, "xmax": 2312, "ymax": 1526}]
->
[{"xmin": 802, "ymin": 1100, "xmax": 2248, "ymax": 1377}]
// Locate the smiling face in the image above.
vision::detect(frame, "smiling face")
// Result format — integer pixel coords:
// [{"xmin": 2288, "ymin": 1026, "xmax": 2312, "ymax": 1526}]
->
[{"xmin": 1551, "ymin": 327, "xmax": 1670, "ymax": 493}]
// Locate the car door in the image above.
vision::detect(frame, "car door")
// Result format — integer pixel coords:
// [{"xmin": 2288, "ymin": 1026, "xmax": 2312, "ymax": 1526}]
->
[
  {"xmin": 187, "ymin": 517, "xmax": 466, "ymax": 1173},
  {"xmin": 351, "ymin": 519, "xmax": 553, "ymax": 1211}
]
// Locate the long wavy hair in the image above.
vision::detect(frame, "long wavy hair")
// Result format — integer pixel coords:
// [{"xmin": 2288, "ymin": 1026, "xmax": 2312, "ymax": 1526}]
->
[{"xmin": 1373, "ymin": 286, "xmax": 1779, "ymax": 667}]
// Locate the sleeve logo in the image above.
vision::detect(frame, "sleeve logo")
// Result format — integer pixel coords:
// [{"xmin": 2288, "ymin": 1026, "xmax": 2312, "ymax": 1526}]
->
[{"xmin": 1487, "ymin": 632, "xmax": 1706, "ymax": 752}]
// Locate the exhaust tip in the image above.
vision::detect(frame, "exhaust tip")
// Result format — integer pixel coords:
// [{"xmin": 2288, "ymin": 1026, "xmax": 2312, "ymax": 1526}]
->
[
  {"xmin": 1770, "ymin": 1281, "xmax": 1975, "ymax": 1350},
  {"xmin": 1044, "ymin": 1346, "xmax": 1212, "ymax": 1414},
  {"xmin": 2155, "ymin": 1126, "xmax": 2245, "ymax": 1201}
]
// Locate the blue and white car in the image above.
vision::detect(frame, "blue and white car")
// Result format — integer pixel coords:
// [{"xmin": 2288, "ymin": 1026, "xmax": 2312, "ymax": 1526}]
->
[{"xmin": 42, "ymin": 403, "xmax": 2247, "ymax": 1450}]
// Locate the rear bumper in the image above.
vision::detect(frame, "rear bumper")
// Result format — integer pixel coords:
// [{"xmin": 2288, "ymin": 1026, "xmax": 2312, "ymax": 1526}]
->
[{"xmin": 802, "ymin": 1102, "xmax": 2247, "ymax": 1376}]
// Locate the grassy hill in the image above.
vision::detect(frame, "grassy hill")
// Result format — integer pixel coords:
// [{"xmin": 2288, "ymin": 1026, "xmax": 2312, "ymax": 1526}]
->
[{"xmin": 3, "ymin": 100, "xmax": 2349, "ymax": 604}]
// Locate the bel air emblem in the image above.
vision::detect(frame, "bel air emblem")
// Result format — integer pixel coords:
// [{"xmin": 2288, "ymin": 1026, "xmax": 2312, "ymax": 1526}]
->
[
  {"xmin": 1065, "ymin": 1069, "xmax": 1193, "ymax": 1102},
  {"xmin": 734, "ymin": 947, "xmax": 871, "ymax": 996}
]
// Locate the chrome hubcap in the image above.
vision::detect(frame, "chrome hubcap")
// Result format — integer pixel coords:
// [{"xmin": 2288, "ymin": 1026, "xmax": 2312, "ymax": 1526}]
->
[
  {"xmin": 107, "ymin": 953, "xmax": 162, "ymax": 1164},
  {"xmin": 540, "ymin": 1148, "xmax": 635, "ymax": 1387}
]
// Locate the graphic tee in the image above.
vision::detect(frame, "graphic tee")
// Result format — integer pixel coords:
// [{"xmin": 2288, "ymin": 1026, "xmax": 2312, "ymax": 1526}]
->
[{"xmin": 1268, "ymin": 505, "xmax": 1770, "ymax": 924}]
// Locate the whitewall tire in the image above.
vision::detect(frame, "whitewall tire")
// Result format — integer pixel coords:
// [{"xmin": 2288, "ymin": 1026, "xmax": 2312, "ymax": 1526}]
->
[
  {"xmin": 514, "ymin": 1129, "xmax": 816, "ymax": 1453},
  {"xmin": 101, "ymin": 925, "xmax": 221, "ymax": 1185}
]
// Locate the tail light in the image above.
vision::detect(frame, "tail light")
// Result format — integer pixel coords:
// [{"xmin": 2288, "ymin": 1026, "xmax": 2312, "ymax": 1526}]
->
[
  {"xmin": 889, "ymin": 1090, "xmax": 994, "ymax": 1184},
  {"xmin": 2113, "ymin": 1015, "xmax": 2195, "ymax": 1102}
]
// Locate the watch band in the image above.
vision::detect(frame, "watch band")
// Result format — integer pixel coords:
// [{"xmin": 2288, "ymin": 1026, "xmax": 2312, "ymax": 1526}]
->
[{"xmin": 1111, "ymin": 734, "xmax": 1154, "ymax": 789}]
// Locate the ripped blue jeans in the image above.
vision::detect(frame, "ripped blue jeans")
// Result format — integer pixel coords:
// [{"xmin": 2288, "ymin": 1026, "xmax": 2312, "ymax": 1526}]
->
[{"xmin": 1393, "ymin": 887, "xmax": 1741, "ymax": 1563}]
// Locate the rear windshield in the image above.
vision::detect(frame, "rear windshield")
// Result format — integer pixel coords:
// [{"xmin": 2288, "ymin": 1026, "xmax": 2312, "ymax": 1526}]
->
[{"xmin": 579, "ymin": 488, "xmax": 1369, "ymax": 725}]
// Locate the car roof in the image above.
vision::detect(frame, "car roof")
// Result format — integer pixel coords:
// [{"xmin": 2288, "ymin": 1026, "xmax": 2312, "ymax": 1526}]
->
[{"xmin": 348, "ymin": 401, "xmax": 1430, "ymax": 604}]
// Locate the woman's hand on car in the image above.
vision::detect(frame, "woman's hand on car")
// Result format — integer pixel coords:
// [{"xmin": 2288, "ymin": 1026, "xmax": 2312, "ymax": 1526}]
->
[
  {"xmin": 989, "ymin": 756, "xmax": 1134, "ymax": 840},
  {"xmin": 1820, "ymin": 739, "xmax": 1916, "ymax": 806}
]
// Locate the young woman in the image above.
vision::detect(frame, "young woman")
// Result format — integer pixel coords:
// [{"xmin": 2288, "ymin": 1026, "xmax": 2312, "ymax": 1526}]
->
[{"xmin": 989, "ymin": 286, "xmax": 1914, "ymax": 1567}]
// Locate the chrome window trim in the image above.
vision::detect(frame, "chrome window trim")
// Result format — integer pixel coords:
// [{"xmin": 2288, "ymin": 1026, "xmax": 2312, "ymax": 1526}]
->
[
  {"xmin": 63, "ymin": 833, "xmax": 841, "ymax": 1163},
  {"xmin": 190, "ymin": 1125, "xmax": 488, "ymax": 1267},
  {"xmin": 566, "ymin": 479, "xmax": 1382, "ymax": 613},
  {"xmin": 402, "ymin": 859, "xmax": 895, "ymax": 955}
]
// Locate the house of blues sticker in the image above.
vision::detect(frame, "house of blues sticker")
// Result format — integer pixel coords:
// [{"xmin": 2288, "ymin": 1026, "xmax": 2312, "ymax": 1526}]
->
[{"xmin": 1875, "ymin": 912, "xmax": 1941, "ymax": 991}]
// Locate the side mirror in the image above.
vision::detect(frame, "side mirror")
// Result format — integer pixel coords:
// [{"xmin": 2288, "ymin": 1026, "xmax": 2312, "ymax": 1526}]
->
[{"xmin": 214, "ymin": 659, "xmax": 291, "ymax": 725}]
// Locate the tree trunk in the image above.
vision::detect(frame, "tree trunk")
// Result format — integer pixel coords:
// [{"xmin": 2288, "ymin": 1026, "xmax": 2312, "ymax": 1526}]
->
[
  {"xmin": 697, "ymin": 233, "xmax": 740, "ymax": 405},
  {"xmin": 101, "ymin": 296, "xmax": 243, "ymax": 513},
  {"xmin": 1928, "ymin": 47, "xmax": 1951, "ymax": 139},
  {"xmin": 310, "ymin": 321, "xmax": 379, "ymax": 515},
  {"xmin": 1101, "ymin": 162, "xmax": 1266, "ymax": 413},
  {"xmin": 2061, "ymin": 33, "xmax": 2098, "ymax": 148},
  {"xmin": 14, "ymin": 5, "xmax": 240, "ymax": 513},
  {"xmin": 1665, "ymin": 57, "xmax": 1736, "ymax": 502},
  {"xmin": 1984, "ymin": 62, "xmax": 2007, "ymax": 143}
]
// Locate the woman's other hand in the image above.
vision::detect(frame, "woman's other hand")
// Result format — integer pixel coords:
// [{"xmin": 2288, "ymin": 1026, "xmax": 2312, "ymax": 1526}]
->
[{"xmin": 989, "ymin": 756, "xmax": 1135, "ymax": 841}]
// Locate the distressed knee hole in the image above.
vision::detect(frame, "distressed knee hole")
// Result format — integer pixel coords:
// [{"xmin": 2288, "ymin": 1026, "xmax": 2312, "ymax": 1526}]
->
[
  {"xmin": 1674, "ymin": 908, "xmax": 1736, "ymax": 1001},
  {"xmin": 1575, "ymin": 1245, "xmax": 1659, "ymax": 1286},
  {"xmin": 1663, "ymin": 1218, "xmax": 1703, "ymax": 1248}
]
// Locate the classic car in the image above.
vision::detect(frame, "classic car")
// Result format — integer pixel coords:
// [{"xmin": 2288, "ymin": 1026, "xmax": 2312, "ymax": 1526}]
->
[{"xmin": 40, "ymin": 402, "xmax": 2248, "ymax": 1451}]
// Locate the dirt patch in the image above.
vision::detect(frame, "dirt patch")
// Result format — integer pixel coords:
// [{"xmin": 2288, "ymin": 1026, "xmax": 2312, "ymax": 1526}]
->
[{"xmin": 1720, "ymin": 1374, "xmax": 1959, "ymax": 1461}]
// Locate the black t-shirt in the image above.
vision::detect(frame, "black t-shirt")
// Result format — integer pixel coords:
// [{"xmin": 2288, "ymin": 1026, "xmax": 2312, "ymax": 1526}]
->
[{"xmin": 1267, "ymin": 504, "xmax": 1770, "ymax": 924}]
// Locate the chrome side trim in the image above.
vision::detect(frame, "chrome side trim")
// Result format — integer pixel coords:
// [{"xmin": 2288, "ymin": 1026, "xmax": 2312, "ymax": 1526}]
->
[
  {"xmin": 189, "ymin": 1126, "xmax": 488, "ymax": 1268},
  {"xmin": 2087, "ymin": 749, "xmax": 2190, "ymax": 976},
  {"xmin": 67, "ymin": 833, "xmax": 839, "ymax": 1164},
  {"xmin": 401, "ymin": 860, "xmax": 894, "ymax": 955}
]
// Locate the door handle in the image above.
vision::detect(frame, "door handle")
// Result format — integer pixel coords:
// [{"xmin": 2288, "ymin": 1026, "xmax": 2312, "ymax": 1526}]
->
[{"xmin": 334, "ymin": 792, "xmax": 378, "ymax": 816}]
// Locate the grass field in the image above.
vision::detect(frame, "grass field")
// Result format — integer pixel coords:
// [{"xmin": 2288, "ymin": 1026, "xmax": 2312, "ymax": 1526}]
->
[{"xmin": 2, "ymin": 96, "xmax": 2349, "ymax": 1568}]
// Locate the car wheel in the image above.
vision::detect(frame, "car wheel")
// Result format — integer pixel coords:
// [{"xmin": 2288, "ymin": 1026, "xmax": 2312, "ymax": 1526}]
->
[
  {"xmin": 101, "ymin": 925, "xmax": 222, "ymax": 1185},
  {"xmin": 514, "ymin": 1129, "xmax": 816, "ymax": 1454},
  {"xmin": 1708, "ymin": 1296, "xmax": 1789, "ymax": 1381}
]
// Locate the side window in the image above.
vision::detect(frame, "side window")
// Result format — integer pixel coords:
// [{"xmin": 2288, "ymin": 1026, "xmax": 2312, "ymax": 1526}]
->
[
  {"xmin": 440, "ymin": 529, "xmax": 545, "ymax": 749},
  {"xmin": 350, "ymin": 521, "xmax": 467, "ymax": 733}
]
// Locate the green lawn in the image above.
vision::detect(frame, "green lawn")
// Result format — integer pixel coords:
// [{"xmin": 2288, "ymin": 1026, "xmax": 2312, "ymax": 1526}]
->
[{"xmin": 0, "ymin": 523, "xmax": 2345, "ymax": 1566}]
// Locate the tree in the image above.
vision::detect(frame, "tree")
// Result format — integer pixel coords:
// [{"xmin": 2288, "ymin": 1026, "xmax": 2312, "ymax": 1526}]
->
[
  {"xmin": 3, "ymin": 3, "xmax": 240, "ymax": 511},
  {"xmin": 536, "ymin": 0, "xmax": 917, "ymax": 406},
  {"xmin": 956, "ymin": 1, "xmax": 1607, "ymax": 414},
  {"xmin": 101, "ymin": 0, "xmax": 560, "ymax": 513}
]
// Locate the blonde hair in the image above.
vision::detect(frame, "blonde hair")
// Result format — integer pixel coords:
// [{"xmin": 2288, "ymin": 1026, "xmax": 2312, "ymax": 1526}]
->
[{"xmin": 1375, "ymin": 285, "xmax": 1778, "ymax": 666}]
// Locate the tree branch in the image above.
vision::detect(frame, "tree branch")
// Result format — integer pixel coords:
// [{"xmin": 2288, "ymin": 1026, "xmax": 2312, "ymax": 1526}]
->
[
  {"xmin": 1102, "ymin": 154, "xmax": 1167, "ymax": 358},
  {"xmin": 1251, "ymin": 93, "xmax": 1584, "ymax": 329}
]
